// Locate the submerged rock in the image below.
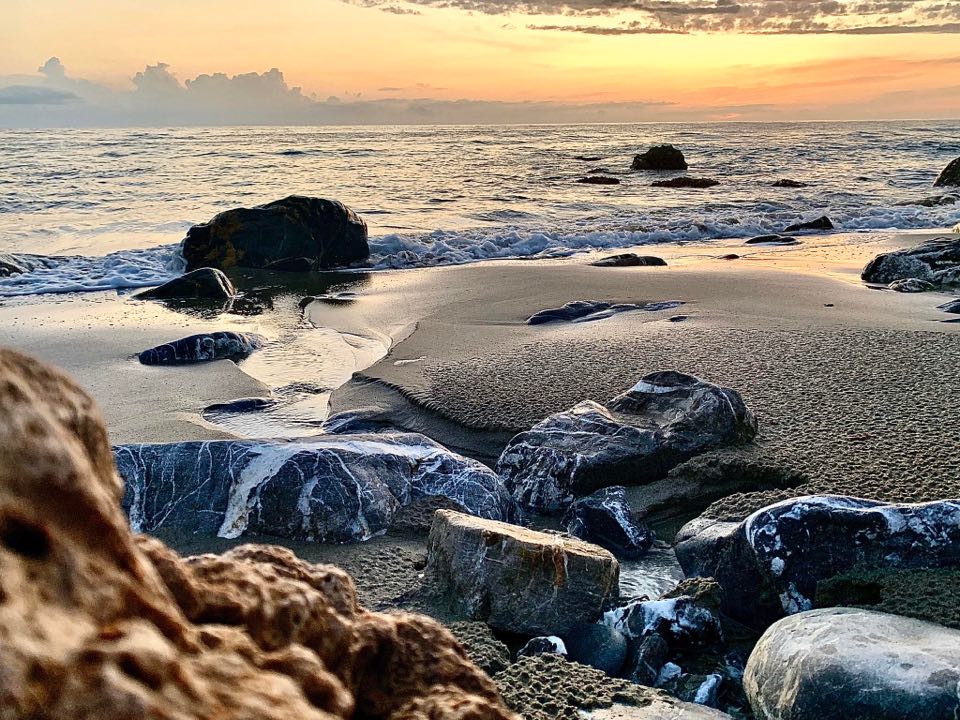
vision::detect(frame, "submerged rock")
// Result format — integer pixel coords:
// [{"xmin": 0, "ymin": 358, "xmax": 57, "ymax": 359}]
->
[
  {"xmin": 745, "ymin": 608, "xmax": 960, "ymax": 720},
  {"xmin": 861, "ymin": 236, "xmax": 960, "ymax": 288},
  {"xmin": 744, "ymin": 234, "xmax": 799, "ymax": 246},
  {"xmin": 135, "ymin": 267, "xmax": 236, "ymax": 300},
  {"xmin": 426, "ymin": 510, "xmax": 619, "ymax": 636},
  {"xmin": 590, "ymin": 254, "xmax": 667, "ymax": 268},
  {"xmin": 651, "ymin": 177, "xmax": 719, "ymax": 189},
  {"xmin": 497, "ymin": 372, "xmax": 757, "ymax": 513},
  {"xmin": 0, "ymin": 347, "xmax": 516, "ymax": 720},
  {"xmin": 181, "ymin": 195, "xmax": 369, "ymax": 271},
  {"xmin": 562, "ymin": 486, "xmax": 655, "ymax": 559},
  {"xmin": 772, "ymin": 179, "xmax": 807, "ymax": 188},
  {"xmin": 632, "ymin": 145, "xmax": 688, "ymax": 171},
  {"xmin": 889, "ymin": 277, "xmax": 936, "ymax": 292},
  {"xmin": 578, "ymin": 176, "xmax": 621, "ymax": 185},
  {"xmin": 783, "ymin": 216, "xmax": 834, "ymax": 233},
  {"xmin": 527, "ymin": 300, "xmax": 683, "ymax": 325},
  {"xmin": 934, "ymin": 156, "xmax": 960, "ymax": 186},
  {"xmin": 138, "ymin": 331, "xmax": 265, "ymax": 365},
  {"xmin": 116, "ymin": 434, "xmax": 519, "ymax": 543}
]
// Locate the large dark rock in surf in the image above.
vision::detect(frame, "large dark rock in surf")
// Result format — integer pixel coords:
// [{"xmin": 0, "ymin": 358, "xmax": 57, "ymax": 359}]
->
[
  {"xmin": 562, "ymin": 486, "xmax": 655, "ymax": 559},
  {"xmin": 674, "ymin": 495, "xmax": 960, "ymax": 630},
  {"xmin": 181, "ymin": 195, "xmax": 369, "ymax": 271},
  {"xmin": 590, "ymin": 254, "xmax": 667, "ymax": 268},
  {"xmin": 426, "ymin": 510, "xmax": 618, "ymax": 636},
  {"xmin": 772, "ymin": 179, "xmax": 807, "ymax": 188},
  {"xmin": 577, "ymin": 176, "xmax": 621, "ymax": 185},
  {"xmin": 632, "ymin": 145, "xmax": 688, "ymax": 171},
  {"xmin": 496, "ymin": 372, "xmax": 757, "ymax": 514},
  {"xmin": 115, "ymin": 434, "xmax": 520, "ymax": 543},
  {"xmin": 138, "ymin": 331, "xmax": 265, "ymax": 365},
  {"xmin": 135, "ymin": 267, "xmax": 236, "ymax": 301},
  {"xmin": 652, "ymin": 177, "xmax": 719, "ymax": 189},
  {"xmin": 934, "ymin": 157, "xmax": 960, "ymax": 186},
  {"xmin": 527, "ymin": 300, "xmax": 683, "ymax": 325},
  {"xmin": 861, "ymin": 236, "xmax": 960, "ymax": 288},
  {"xmin": 745, "ymin": 608, "xmax": 960, "ymax": 720},
  {"xmin": 783, "ymin": 216, "xmax": 834, "ymax": 233}
]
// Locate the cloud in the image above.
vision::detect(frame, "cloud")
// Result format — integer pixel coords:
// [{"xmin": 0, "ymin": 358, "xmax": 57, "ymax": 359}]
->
[
  {"xmin": 347, "ymin": 0, "xmax": 960, "ymax": 34},
  {"xmin": 0, "ymin": 85, "xmax": 78, "ymax": 105}
]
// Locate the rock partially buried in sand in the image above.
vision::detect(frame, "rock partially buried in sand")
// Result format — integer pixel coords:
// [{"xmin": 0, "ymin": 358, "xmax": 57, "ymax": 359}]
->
[
  {"xmin": 934, "ymin": 156, "xmax": 960, "ymax": 186},
  {"xmin": 590, "ymin": 254, "xmax": 668, "ymax": 268},
  {"xmin": 0, "ymin": 347, "xmax": 517, "ymax": 720},
  {"xmin": 783, "ymin": 216, "xmax": 834, "ymax": 233},
  {"xmin": 497, "ymin": 372, "xmax": 757, "ymax": 513},
  {"xmin": 527, "ymin": 300, "xmax": 683, "ymax": 325},
  {"xmin": 675, "ymin": 495, "xmax": 960, "ymax": 629},
  {"xmin": 651, "ymin": 177, "xmax": 719, "ymax": 189},
  {"xmin": 135, "ymin": 267, "xmax": 236, "ymax": 301},
  {"xmin": 138, "ymin": 331, "xmax": 265, "ymax": 365},
  {"xmin": 562, "ymin": 486, "xmax": 655, "ymax": 559},
  {"xmin": 578, "ymin": 176, "xmax": 621, "ymax": 185},
  {"xmin": 181, "ymin": 195, "xmax": 369, "ymax": 271},
  {"xmin": 744, "ymin": 234, "xmax": 799, "ymax": 246},
  {"xmin": 744, "ymin": 608, "xmax": 960, "ymax": 720},
  {"xmin": 116, "ymin": 434, "xmax": 520, "ymax": 542},
  {"xmin": 889, "ymin": 277, "xmax": 936, "ymax": 292},
  {"xmin": 426, "ymin": 510, "xmax": 619, "ymax": 636},
  {"xmin": 861, "ymin": 236, "xmax": 960, "ymax": 288},
  {"xmin": 632, "ymin": 145, "xmax": 688, "ymax": 171}
]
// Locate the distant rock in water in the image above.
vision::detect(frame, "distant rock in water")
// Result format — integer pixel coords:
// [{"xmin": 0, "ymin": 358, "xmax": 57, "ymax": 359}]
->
[
  {"xmin": 577, "ymin": 176, "xmax": 620, "ymax": 185},
  {"xmin": 562, "ymin": 486, "xmax": 655, "ymax": 559},
  {"xmin": 497, "ymin": 371, "xmax": 758, "ymax": 513},
  {"xmin": 590, "ymin": 254, "xmax": 667, "ymax": 267},
  {"xmin": 745, "ymin": 235, "xmax": 800, "ymax": 246},
  {"xmin": 861, "ymin": 236, "xmax": 960, "ymax": 288},
  {"xmin": 575, "ymin": 155, "xmax": 602, "ymax": 162},
  {"xmin": 116, "ymin": 434, "xmax": 520, "ymax": 543},
  {"xmin": 934, "ymin": 156, "xmax": 960, "ymax": 186},
  {"xmin": 181, "ymin": 195, "xmax": 368, "ymax": 271},
  {"xmin": 632, "ymin": 145, "xmax": 688, "ymax": 171},
  {"xmin": 527, "ymin": 299, "xmax": 683, "ymax": 325},
  {"xmin": 901, "ymin": 193, "xmax": 958, "ymax": 207},
  {"xmin": 772, "ymin": 179, "xmax": 807, "ymax": 188},
  {"xmin": 784, "ymin": 216, "xmax": 834, "ymax": 233},
  {"xmin": 652, "ymin": 177, "xmax": 719, "ymax": 189},
  {"xmin": 138, "ymin": 331, "xmax": 265, "ymax": 366},
  {"xmin": 135, "ymin": 267, "xmax": 236, "ymax": 300}
]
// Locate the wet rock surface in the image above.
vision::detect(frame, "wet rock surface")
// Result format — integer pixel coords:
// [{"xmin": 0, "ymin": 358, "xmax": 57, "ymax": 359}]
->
[
  {"xmin": 138, "ymin": 331, "xmax": 265, "ymax": 365},
  {"xmin": 135, "ymin": 267, "xmax": 236, "ymax": 300},
  {"xmin": 745, "ymin": 608, "xmax": 960, "ymax": 720},
  {"xmin": 425, "ymin": 510, "xmax": 619, "ymax": 636},
  {"xmin": 934, "ymin": 156, "xmax": 960, "ymax": 186},
  {"xmin": 578, "ymin": 176, "xmax": 621, "ymax": 185},
  {"xmin": 563, "ymin": 486, "xmax": 655, "ymax": 558},
  {"xmin": 181, "ymin": 195, "xmax": 369, "ymax": 271},
  {"xmin": 861, "ymin": 236, "xmax": 960, "ymax": 288},
  {"xmin": 632, "ymin": 145, "xmax": 688, "ymax": 171},
  {"xmin": 563, "ymin": 622, "xmax": 629, "ymax": 675},
  {"xmin": 0, "ymin": 253, "xmax": 28, "ymax": 276},
  {"xmin": 527, "ymin": 300, "xmax": 683, "ymax": 325},
  {"xmin": 889, "ymin": 277, "xmax": 936, "ymax": 292},
  {"xmin": 590, "ymin": 254, "xmax": 668, "ymax": 268},
  {"xmin": 772, "ymin": 179, "xmax": 807, "ymax": 188},
  {"xmin": 783, "ymin": 216, "xmax": 834, "ymax": 232},
  {"xmin": 651, "ymin": 177, "xmax": 719, "ymax": 189},
  {"xmin": 744, "ymin": 234, "xmax": 799, "ymax": 246}
]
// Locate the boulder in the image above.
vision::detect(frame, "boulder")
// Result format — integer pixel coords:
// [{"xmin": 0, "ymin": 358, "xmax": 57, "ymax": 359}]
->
[
  {"xmin": 783, "ymin": 216, "xmax": 834, "ymax": 233},
  {"xmin": 861, "ymin": 236, "xmax": 960, "ymax": 288},
  {"xmin": 518, "ymin": 636, "xmax": 568, "ymax": 659},
  {"xmin": 651, "ymin": 177, "xmax": 719, "ymax": 189},
  {"xmin": 138, "ymin": 331, "xmax": 265, "ymax": 365},
  {"xmin": 675, "ymin": 495, "xmax": 960, "ymax": 628},
  {"xmin": 0, "ymin": 253, "xmax": 27, "ymax": 276},
  {"xmin": 772, "ymin": 179, "xmax": 807, "ymax": 188},
  {"xmin": 632, "ymin": 145, "xmax": 688, "ymax": 171},
  {"xmin": 562, "ymin": 486, "xmax": 655, "ymax": 558},
  {"xmin": 0, "ymin": 347, "xmax": 516, "ymax": 720},
  {"xmin": 658, "ymin": 672, "xmax": 723, "ymax": 709},
  {"xmin": 181, "ymin": 195, "xmax": 369, "ymax": 271},
  {"xmin": 116, "ymin": 434, "xmax": 520, "ymax": 543},
  {"xmin": 934, "ymin": 156, "xmax": 960, "ymax": 186},
  {"xmin": 425, "ymin": 510, "xmax": 619, "ymax": 636},
  {"xmin": 624, "ymin": 632, "xmax": 670, "ymax": 686},
  {"xmin": 562, "ymin": 622, "xmax": 629, "ymax": 675},
  {"xmin": 603, "ymin": 578, "xmax": 723, "ymax": 648},
  {"xmin": 744, "ymin": 235, "xmax": 799, "ymax": 246},
  {"xmin": 889, "ymin": 277, "xmax": 936, "ymax": 292},
  {"xmin": 744, "ymin": 608, "xmax": 960, "ymax": 720},
  {"xmin": 135, "ymin": 267, "xmax": 236, "ymax": 300},
  {"xmin": 527, "ymin": 300, "xmax": 683, "ymax": 325},
  {"xmin": 591, "ymin": 254, "xmax": 667, "ymax": 268},
  {"xmin": 497, "ymin": 372, "xmax": 757, "ymax": 513},
  {"xmin": 578, "ymin": 176, "xmax": 621, "ymax": 185},
  {"xmin": 938, "ymin": 298, "xmax": 960, "ymax": 313}
]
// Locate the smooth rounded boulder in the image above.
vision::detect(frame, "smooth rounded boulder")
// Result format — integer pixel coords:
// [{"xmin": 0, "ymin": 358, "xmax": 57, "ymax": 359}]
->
[
  {"xmin": 562, "ymin": 486, "xmax": 655, "ymax": 558},
  {"xmin": 745, "ymin": 608, "xmax": 960, "ymax": 719},
  {"xmin": 181, "ymin": 195, "xmax": 369, "ymax": 271},
  {"xmin": 135, "ymin": 267, "xmax": 236, "ymax": 300},
  {"xmin": 137, "ymin": 331, "xmax": 265, "ymax": 365}
]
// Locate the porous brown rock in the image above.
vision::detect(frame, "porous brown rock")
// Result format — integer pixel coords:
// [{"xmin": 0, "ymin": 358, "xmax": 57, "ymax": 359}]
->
[{"xmin": 0, "ymin": 347, "xmax": 517, "ymax": 720}]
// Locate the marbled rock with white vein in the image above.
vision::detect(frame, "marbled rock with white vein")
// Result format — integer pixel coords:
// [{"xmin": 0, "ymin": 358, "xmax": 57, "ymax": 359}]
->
[
  {"xmin": 116, "ymin": 433, "xmax": 520, "ymax": 543},
  {"xmin": 138, "ymin": 331, "xmax": 265, "ymax": 365},
  {"xmin": 562, "ymin": 486, "xmax": 654, "ymax": 558},
  {"xmin": 497, "ymin": 371, "xmax": 757, "ymax": 513}
]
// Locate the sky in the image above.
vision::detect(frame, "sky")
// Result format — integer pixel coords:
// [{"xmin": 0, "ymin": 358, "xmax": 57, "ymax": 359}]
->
[{"xmin": 1, "ymin": 0, "xmax": 959, "ymax": 125}]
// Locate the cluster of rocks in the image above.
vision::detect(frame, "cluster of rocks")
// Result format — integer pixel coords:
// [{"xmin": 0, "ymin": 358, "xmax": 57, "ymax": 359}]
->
[{"xmin": 861, "ymin": 236, "xmax": 960, "ymax": 292}]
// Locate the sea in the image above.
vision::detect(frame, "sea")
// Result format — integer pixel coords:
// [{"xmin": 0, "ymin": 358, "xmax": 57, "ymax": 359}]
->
[{"xmin": 2, "ymin": 121, "xmax": 959, "ymax": 296}]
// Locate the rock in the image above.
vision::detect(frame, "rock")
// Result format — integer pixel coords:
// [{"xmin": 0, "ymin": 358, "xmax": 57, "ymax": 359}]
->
[
  {"xmin": 588, "ymin": 167, "xmax": 613, "ymax": 174},
  {"xmin": 390, "ymin": 495, "xmax": 470, "ymax": 535},
  {"xmin": 783, "ymin": 216, "xmax": 834, "ymax": 233},
  {"xmin": 562, "ymin": 487, "xmax": 655, "ymax": 559},
  {"xmin": 624, "ymin": 632, "xmax": 670, "ymax": 685},
  {"xmin": 0, "ymin": 347, "xmax": 516, "ymax": 720},
  {"xmin": 446, "ymin": 621, "xmax": 511, "ymax": 676},
  {"xmin": 590, "ymin": 254, "xmax": 667, "ymax": 268},
  {"xmin": 563, "ymin": 622, "xmax": 629, "ymax": 675},
  {"xmin": 651, "ymin": 177, "xmax": 719, "ymax": 189},
  {"xmin": 669, "ymin": 315, "xmax": 688, "ymax": 322},
  {"xmin": 138, "ymin": 331, "xmax": 265, "ymax": 365},
  {"xmin": 181, "ymin": 195, "xmax": 369, "ymax": 271},
  {"xmin": 903, "ymin": 194, "xmax": 958, "ymax": 207},
  {"xmin": 675, "ymin": 495, "xmax": 960, "ymax": 629},
  {"xmin": 518, "ymin": 636, "xmax": 569, "ymax": 659},
  {"xmin": 527, "ymin": 300, "xmax": 683, "ymax": 325},
  {"xmin": 497, "ymin": 372, "xmax": 757, "ymax": 513},
  {"xmin": 744, "ymin": 234, "xmax": 799, "ymax": 246},
  {"xmin": 861, "ymin": 236, "xmax": 960, "ymax": 288},
  {"xmin": 575, "ymin": 155, "xmax": 603, "ymax": 162},
  {"xmin": 116, "ymin": 434, "xmax": 519, "ymax": 543},
  {"xmin": 772, "ymin": 179, "xmax": 807, "ymax": 188},
  {"xmin": 425, "ymin": 510, "xmax": 619, "ymax": 636},
  {"xmin": 889, "ymin": 277, "xmax": 936, "ymax": 292},
  {"xmin": 135, "ymin": 268, "xmax": 236, "ymax": 301},
  {"xmin": 0, "ymin": 253, "xmax": 27, "ymax": 276},
  {"xmin": 578, "ymin": 176, "xmax": 621, "ymax": 185},
  {"xmin": 632, "ymin": 145, "xmax": 688, "ymax": 171},
  {"xmin": 934, "ymin": 156, "xmax": 960, "ymax": 186},
  {"xmin": 938, "ymin": 298, "xmax": 960, "ymax": 313},
  {"xmin": 744, "ymin": 608, "xmax": 960, "ymax": 720},
  {"xmin": 658, "ymin": 672, "xmax": 723, "ymax": 709},
  {"xmin": 603, "ymin": 579, "xmax": 723, "ymax": 648},
  {"xmin": 718, "ymin": 254, "xmax": 740, "ymax": 260}
]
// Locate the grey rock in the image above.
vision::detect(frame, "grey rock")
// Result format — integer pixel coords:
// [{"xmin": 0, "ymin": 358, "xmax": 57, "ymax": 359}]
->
[
  {"xmin": 745, "ymin": 608, "xmax": 960, "ymax": 719},
  {"xmin": 135, "ymin": 267, "xmax": 236, "ymax": 300},
  {"xmin": 934, "ymin": 156, "xmax": 960, "ymax": 186},
  {"xmin": 137, "ymin": 331, "xmax": 265, "ymax": 365},
  {"xmin": 562, "ymin": 487, "xmax": 655, "ymax": 559},
  {"xmin": 590, "ymin": 254, "xmax": 668, "ymax": 268},
  {"xmin": 116, "ymin": 434, "xmax": 519, "ymax": 543},
  {"xmin": 517, "ymin": 636, "xmax": 568, "ymax": 659},
  {"xmin": 938, "ymin": 298, "xmax": 960, "ymax": 313},
  {"xmin": 497, "ymin": 372, "xmax": 757, "ymax": 513},
  {"xmin": 889, "ymin": 277, "xmax": 936, "ymax": 292},
  {"xmin": 425, "ymin": 510, "xmax": 619, "ymax": 636},
  {"xmin": 0, "ymin": 254, "xmax": 28, "ymax": 277},
  {"xmin": 625, "ymin": 632, "xmax": 670, "ymax": 686},
  {"xmin": 658, "ymin": 672, "xmax": 723, "ymax": 709},
  {"xmin": 632, "ymin": 145, "xmax": 688, "ymax": 171},
  {"xmin": 783, "ymin": 216, "xmax": 834, "ymax": 233},
  {"xmin": 563, "ymin": 622, "xmax": 629, "ymax": 675},
  {"xmin": 603, "ymin": 583, "xmax": 723, "ymax": 648},
  {"xmin": 527, "ymin": 300, "xmax": 683, "ymax": 325},
  {"xmin": 861, "ymin": 236, "xmax": 960, "ymax": 288}
]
